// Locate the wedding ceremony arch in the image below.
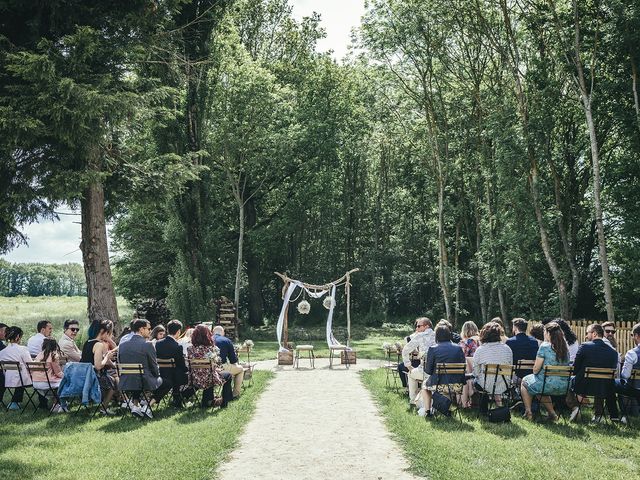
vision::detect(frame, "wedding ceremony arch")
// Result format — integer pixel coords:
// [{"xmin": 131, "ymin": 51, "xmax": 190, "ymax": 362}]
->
[{"xmin": 274, "ymin": 269, "xmax": 359, "ymax": 361}]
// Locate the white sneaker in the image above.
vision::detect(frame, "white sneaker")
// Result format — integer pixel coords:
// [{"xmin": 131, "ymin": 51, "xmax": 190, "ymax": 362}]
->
[
  {"xmin": 417, "ymin": 407, "xmax": 426, "ymax": 417},
  {"xmin": 51, "ymin": 404, "xmax": 68, "ymax": 414},
  {"xmin": 590, "ymin": 415, "xmax": 605, "ymax": 424},
  {"xmin": 130, "ymin": 404, "xmax": 143, "ymax": 418},
  {"xmin": 569, "ymin": 406, "xmax": 580, "ymax": 422},
  {"xmin": 620, "ymin": 416, "xmax": 628, "ymax": 425},
  {"xmin": 142, "ymin": 406, "xmax": 153, "ymax": 419}
]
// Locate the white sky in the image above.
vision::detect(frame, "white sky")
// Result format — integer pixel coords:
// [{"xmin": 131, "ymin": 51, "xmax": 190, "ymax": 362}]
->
[{"xmin": 1, "ymin": 0, "xmax": 366, "ymax": 265}]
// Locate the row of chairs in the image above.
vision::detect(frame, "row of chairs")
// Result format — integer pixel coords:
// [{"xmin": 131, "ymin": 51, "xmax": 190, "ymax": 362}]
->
[
  {"xmin": 0, "ymin": 357, "xmax": 230, "ymax": 419},
  {"xmin": 384, "ymin": 354, "xmax": 639, "ymax": 425}
]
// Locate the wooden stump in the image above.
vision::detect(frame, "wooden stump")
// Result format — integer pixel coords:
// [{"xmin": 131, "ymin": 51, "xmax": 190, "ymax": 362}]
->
[
  {"xmin": 278, "ymin": 350, "xmax": 293, "ymax": 366},
  {"xmin": 341, "ymin": 350, "xmax": 356, "ymax": 365}
]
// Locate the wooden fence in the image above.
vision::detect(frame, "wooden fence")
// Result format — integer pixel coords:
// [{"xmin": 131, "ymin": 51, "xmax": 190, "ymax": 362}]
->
[{"xmin": 529, "ymin": 320, "xmax": 637, "ymax": 355}]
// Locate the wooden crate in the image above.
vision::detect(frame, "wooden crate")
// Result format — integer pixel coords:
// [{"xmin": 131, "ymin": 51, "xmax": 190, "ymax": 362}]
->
[
  {"xmin": 341, "ymin": 350, "xmax": 357, "ymax": 365},
  {"xmin": 278, "ymin": 350, "xmax": 293, "ymax": 366}
]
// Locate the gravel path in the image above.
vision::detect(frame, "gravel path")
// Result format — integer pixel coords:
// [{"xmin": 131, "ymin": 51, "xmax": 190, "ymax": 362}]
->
[{"xmin": 216, "ymin": 357, "xmax": 423, "ymax": 480}]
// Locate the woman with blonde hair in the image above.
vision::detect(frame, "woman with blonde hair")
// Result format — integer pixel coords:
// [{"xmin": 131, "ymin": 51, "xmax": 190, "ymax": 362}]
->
[{"xmin": 459, "ymin": 321, "xmax": 480, "ymax": 408}]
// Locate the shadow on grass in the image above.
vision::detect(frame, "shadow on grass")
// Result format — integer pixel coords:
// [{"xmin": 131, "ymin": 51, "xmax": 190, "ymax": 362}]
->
[
  {"xmin": 479, "ymin": 418, "xmax": 528, "ymax": 438},
  {"xmin": 426, "ymin": 416, "xmax": 476, "ymax": 432},
  {"xmin": 0, "ymin": 459, "xmax": 46, "ymax": 480},
  {"xmin": 174, "ymin": 406, "xmax": 224, "ymax": 424},
  {"xmin": 98, "ymin": 416, "xmax": 148, "ymax": 433}
]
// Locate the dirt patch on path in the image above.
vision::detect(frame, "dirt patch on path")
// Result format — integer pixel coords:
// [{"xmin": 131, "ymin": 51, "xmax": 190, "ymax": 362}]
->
[{"xmin": 216, "ymin": 358, "xmax": 423, "ymax": 480}]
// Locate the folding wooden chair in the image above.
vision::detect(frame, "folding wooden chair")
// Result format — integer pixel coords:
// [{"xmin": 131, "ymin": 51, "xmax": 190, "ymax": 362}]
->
[
  {"xmin": 483, "ymin": 364, "xmax": 516, "ymax": 411},
  {"xmin": 0, "ymin": 361, "xmax": 37, "ymax": 414},
  {"xmin": 25, "ymin": 361, "xmax": 63, "ymax": 415},
  {"xmin": 157, "ymin": 358, "xmax": 178, "ymax": 407},
  {"xmin": 618, "ymin": 369, "xmax": 640, "ymax": 427},
  {"xmin": 515, "ymin": 359, "xmax": 536, "ymax": 379},
  {"xmin": 433, "ymin": 362, "xmax": 467, "ymax": 422},
  {"xmin": 118, "ymin": 363, "xmax": 154, "ymax": 419},
  {"xmin": 188, "ymin": 358, "xmax": 225, "ymax": 409},
  {"xmin": 383, "ymin": 348, "xmax": 401, "ymax": 392},
  {"xmin": 237, "ymin": 344, "xmax": 254, "ymax": 388},
  {"xmin": 576, "ymin": 367, "xmax": 617, "ymax": 424},
  {"xmin": 533, "ymin": 365, "xmax": 572, "ymax": 421}
]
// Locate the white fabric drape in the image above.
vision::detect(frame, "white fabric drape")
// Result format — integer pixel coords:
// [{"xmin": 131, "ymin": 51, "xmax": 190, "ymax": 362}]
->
[
  {"xmin": 276, "ymin": 282, "xmax": 298, "ymax": 351},
  {"xmin": 325, "ymin": 285, "xmax": 342, "ymax": 347},
  {"xmin": 276, "ymin": 280, "xmax": 347, "ymax": 351}
]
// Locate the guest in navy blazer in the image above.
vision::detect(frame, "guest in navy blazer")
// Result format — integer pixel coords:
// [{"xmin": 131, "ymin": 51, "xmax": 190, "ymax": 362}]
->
[
  {"xmin": 213, "ymin": 325, "xmax": 244, "ymax": 398},
  {"xmin": 420, "ymin": 325, "xmax": 465, "ymax": 416},
  {"xmin": 156, "ymin": 320, "xmax": 191, "ymax": 407},
  {"xmin": 506, "ymin": 318, "xmax": 539, "ymax": 378},
  {"xmin": 568, "ymin": 323, "xmax": 619, "ymax": 420}
]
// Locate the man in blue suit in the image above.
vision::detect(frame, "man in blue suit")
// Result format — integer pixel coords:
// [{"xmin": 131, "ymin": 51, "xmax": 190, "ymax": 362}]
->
[
  {"xmin": 213, "ymin": 325, "xmax": 244, "ymax": 398},
  {"xmin": 506, "ymin": 318, "xmax": 539, "ymax": 378},
  {"xmin": 568, "ymin": 323, "xmax": 619, "ymax": 422}
]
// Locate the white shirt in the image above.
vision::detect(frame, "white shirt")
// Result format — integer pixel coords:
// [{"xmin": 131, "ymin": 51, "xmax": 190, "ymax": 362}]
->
[
  {"xmin": 402, "ymin": 329, "xmax": 435, "ymax": 366},
  {"xmin": 568, "ymin": 342, "xmax": 579, "ymax": 363},
  {"xmin": 0, "ymin": 343, "xmax": 33, "ymax": 387},
  {"xmin": 26, "ymin": 333, "xmax": 46, "ymax": 358},
  {"xmin": 472, "ymin": 341, "xmax": 513, "ymax": 394},
  {"xmin": 621, "ymin": 346, "xmax": 639, "ymax": 380}
]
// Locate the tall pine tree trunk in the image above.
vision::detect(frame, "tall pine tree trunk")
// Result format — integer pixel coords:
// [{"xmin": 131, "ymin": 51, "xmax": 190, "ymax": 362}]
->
[{"xmin": 80, "ymin": 151, "xmax": 119, "ymax": 326}]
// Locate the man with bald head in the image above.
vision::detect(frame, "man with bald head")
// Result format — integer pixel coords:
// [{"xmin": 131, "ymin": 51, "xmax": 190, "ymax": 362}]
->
[{"xmin": 212, "ymin": 325, "xmax": 244, "ymax": 398}]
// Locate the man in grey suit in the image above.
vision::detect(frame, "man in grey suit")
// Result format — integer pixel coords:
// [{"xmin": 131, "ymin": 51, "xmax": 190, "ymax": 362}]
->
[{"xmin": 118, "ymin": 319, "xmax": 165, "ymax": 418}]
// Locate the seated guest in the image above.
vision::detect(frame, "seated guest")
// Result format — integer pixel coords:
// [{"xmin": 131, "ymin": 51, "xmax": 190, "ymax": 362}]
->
[
  {"xmin": 520, "ymin": 322, "xmax": 570, "ymax": 421},
  {"xmin": 459, "ymin": 321, "xmax": 479, "ymax": 408},
  {"xmin": 149, "ymin": 325, "xmax": 166, "ymax": 347},
  {"xmin": 506, "ymin": 318, "xmax": 539, "ymax": 378},
  {"xmin": 0, "ymin": 326, "xmax": 34, "ymax": 410},
  {"xmin": 402, "ymin": 317, "xmax": 435, "ymax": 406},
  {"xmin": 0, "ymin": 322, "xmax": 6, "ymax": 400},
  {"xmin": 118, "ymin": 317, "xmax": 138, "ymax": 345},
  {"xmin": 437, "ymin": 319, "xmax": 462, "ymax": 343},
  {"xmin": 529, "ymin": 324, "xmax": 545, "ymax": 346},
  {"xmin": 187, "ymin": 325, "xmax": 232, "ymax": 408},
  {"xmin": 32, "ymin": 338, "xmax": 66, "ymax": 412},
  {"xmin": 601, "ymin": 321, "xmax": 618, "ymax": 351},
  {"xmin": 213, "ymin": 325, "xmax": 244, "ymax": 399},
  {"xmin": 156, "ymin": 320, "xmax": 192, "ymax": 407},
  {"xmin": 473, "ymin": 322, "xmax": 513, "ymax": 413},
  {"xmin": 419, "ymin": 325, "xmax": 465, "ymax": 417},
  {"xmin": 398, "ymin": 320, "xmax": 425, "ymax": 391},
  {"xmin": 491, "ymin": 317, "xmax": 509, "ymax": 343},
  {"xmin": 616, "ymin": 322, "xmax": 640, "ymax": 424},
  {"xmin": 118, "ymin": 319, "xmax": 167, "ymax": 418},
  {"xmin": 59, "ymin": 319, "xmax": 82, "ymax": 363},
  {"xmin": 27, "ymin": 320, "xmax": 53, "ymax": 358},
  {"xmin": 0, "ymin": 322, "xmax": 7, "ymax": 351},
  {"xmin": 543, "ymin": 318, "xmax": 579, "ymax": 362},
  {"xmin": 567, "ymin": 323, "xmax": 619, "ymax": 422},
  {"xmin": 179, "ymin": 327, "xmax": 194, "ymax": 356},
  {"xmin": 80, "ymin": 320, "xmax": 118, "ymax": 415}
]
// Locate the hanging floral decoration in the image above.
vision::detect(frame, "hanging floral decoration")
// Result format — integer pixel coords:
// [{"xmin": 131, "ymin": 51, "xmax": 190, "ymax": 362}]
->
[
  {"xmin": 297, "ymin": 300, "xmax": 311, "ymax": 314},
  {"xmin": 323, "ymin": 296, "xmax": 335, "ymax": 310}
]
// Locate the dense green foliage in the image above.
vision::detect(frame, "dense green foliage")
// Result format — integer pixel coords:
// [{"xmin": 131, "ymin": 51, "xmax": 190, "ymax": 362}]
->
[
  {"xmin": 0, "ymin": 260, "xmax": 85, "ymax": 296},
  {"xmin": 2, "ymin": 1, "xmax": 639, "ymax": 326}
]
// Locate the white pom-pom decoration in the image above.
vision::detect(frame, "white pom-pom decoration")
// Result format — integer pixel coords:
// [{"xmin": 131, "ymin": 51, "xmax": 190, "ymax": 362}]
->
[
  {"xmin": 322, "ymin": 296, "xmax": 335, "ymax": 310},
  {"xmin": 297, "ymin": 300, "xmax": 311, "ymax": 314}
]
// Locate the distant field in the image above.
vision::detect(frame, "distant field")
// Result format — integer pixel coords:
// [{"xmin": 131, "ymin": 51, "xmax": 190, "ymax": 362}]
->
[{"xmin": 0, "ymin": 296, "xmax": 133, "ymax": 334}]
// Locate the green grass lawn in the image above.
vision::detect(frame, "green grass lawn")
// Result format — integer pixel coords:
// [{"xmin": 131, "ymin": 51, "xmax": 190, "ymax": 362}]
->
[
  {"xmin": 246, "ymin": 334, "xmax": 406, "ymax": 362},
  {"xmin": 0, "ymin": 370, "xmax": 273, "ymax": 480},
  {"xmin": 361, "ymin": 368, "xmax": 639, "ymax": 480},
  {"xmin": 0, "ymin": 296, "xmax": 133, "ymax": 333}
]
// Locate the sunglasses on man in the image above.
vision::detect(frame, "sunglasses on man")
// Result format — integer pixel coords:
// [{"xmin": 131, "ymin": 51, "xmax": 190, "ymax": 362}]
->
[
  {"xmin": 604, "ymin": 329, "xmax": 616, "ymax": 335},
  {"xmin": 69, "ymin": 327, "xmax": 80, "ymax": 332}
]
